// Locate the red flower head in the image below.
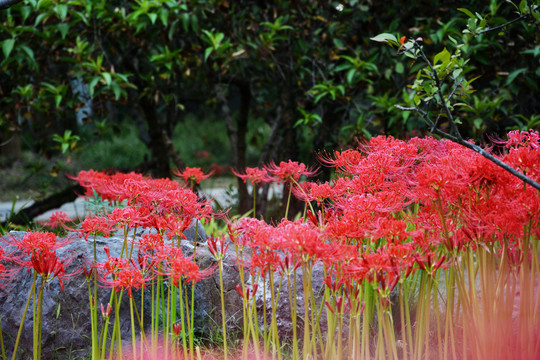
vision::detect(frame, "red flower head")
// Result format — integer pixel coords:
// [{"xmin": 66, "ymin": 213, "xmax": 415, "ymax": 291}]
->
[
  {"xmin": 44, "ymin": 211, "xmax": 71, "ymax": 229},
  {"xmin": 264, "ymin": 160, "xmax": 318, "ymax": 184},
  {"xmin": 232, "ymin": 167, "xmax": 274, "ymax": 185},
  {"xmin": 16, "ymin": 232, "xmax": 72, "ymax": 256},
  {"xmin": 173, "ymin": 167, "xmax": 214, "ymax": 185},
  {"xmin": 74, "ymin": 217, "xmax": 116, "ymax": 241},
  {"xmin": 505, "ymin": 129, "xmax": 540, "ymax": 150}
]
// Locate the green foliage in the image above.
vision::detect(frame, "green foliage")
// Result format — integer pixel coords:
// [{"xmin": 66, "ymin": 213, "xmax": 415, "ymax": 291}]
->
[
  {"xmin": 1, "ymin": 0, "xmax": 538, "ymax": 177},
  {"xmin": 74, "ymin": 122, "xmax": 149, "ymax": 170},
  {"xmin": 371, "ymin": 1, "xmax": 540, "ymax": 140}
]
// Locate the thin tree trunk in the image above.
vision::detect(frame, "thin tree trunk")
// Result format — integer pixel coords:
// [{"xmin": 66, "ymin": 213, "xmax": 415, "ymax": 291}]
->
[
  {"xmin": 139, "ymin": 99, "xmax": 171, "ymax": 178},
  {"xmin": 216, "ymin": 82, "xmax": 251, "ymax": 214}
]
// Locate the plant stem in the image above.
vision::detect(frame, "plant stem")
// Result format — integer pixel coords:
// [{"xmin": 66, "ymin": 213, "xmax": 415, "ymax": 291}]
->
[
  {"xmin": 218, "ymin": 260, "xmax": 228, "ymax": 360},
  {"xmin": 12, "ymin": 272, "xmax": 36, "ymax": 360}
]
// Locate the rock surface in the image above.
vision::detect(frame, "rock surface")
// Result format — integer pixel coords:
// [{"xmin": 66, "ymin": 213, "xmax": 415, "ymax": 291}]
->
[{"xmin": 0, "ymin": 222, "xmax": 246, "ymax": 360}]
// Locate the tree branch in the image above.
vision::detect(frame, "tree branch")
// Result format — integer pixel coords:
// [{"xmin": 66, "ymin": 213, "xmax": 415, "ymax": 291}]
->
[{"xmin": 395, "ymin": 104, "xmax": 540, "ymax": 191}]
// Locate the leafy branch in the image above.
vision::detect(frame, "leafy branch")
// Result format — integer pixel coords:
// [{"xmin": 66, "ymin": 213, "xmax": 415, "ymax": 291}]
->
[{"xmin": 372, "ymin": 3, "xmax": 540, "ymax": 191}]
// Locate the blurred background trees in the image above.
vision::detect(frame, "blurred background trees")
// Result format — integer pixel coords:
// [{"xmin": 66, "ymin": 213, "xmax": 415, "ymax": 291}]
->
[{"xmin": 0, "ymin": 0, "xmax": 538, "ymax": 211}]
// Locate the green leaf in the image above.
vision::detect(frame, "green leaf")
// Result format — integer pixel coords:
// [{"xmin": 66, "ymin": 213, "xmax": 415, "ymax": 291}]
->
[
  {"xmin": 370, "ymin": 33, "xmax": 398, "ymax": 44},
  {"xmin": 56, "ymin": 4, "xmax": 68, "ymax": 21},
  {"xmin": 190, "ymin": 13, "xmax": 199, "ymax": 32},
  {"xmin": 102, "ymin": 72, "xmax": 112, "ymax": 86},
  {"xmin": 505, "ymin": 67, "xmax": 527, "ymax": 86},
  {"xmin": 473, "ymin": 118, "xmax": 483, "ymax": 129},
  {"xmin": 35, "ymin": 13, "xmax": 49, "ymax": 26},
  {"xmin": 21, "ymin": 6, "xmax": 32, "ymax": 23},
  {"xmin": 58, "ymin": 23, "xmax": 69, "ymax": 39},
  {"xmin": 2, "ymin": 39, "xmax": 15, "ymax": 59},
  {"xmin": 159, "ymin": 8, "xmax": 168, "ymax": 26},
  {"xmin": 333, "ymin": 38, "xmax": 344, "ymax": 49},
  {"xmin": 55, "ymin": 94, "xmax": 62, "ymax": 108},
  {"xmin": 180, "ymin": 13, "xmax": 189, "ymax": 32},
  {"xmin": 519, "ymin": 0, "xmax": 527, "ymax": 13},
  {"xmin": 111, "ymin": 82, "xmax": 122, "ymax": 100},
  {"xmin": 457, "ymin": 8, "xmax": 475, "ymax": 19},
  {"xmin": 147, "ymin": 12, "xmax": 157, "ymax": 24},
  {"xmin": 433, "ymin": 48, "xmax": 451, "ymax": 65},
  {"xmin": 88, "ymin": 77, "xmax": 100, "ymax": 97},
  {"xmin": 204, "ymin": 47, "xmax": 213, "ymax": 62},
  {"xmin": 395, "ymin": 62, "xmax": 404, "ymax": 74},
  {"xmin": 346, "ymin": 69, "xmax": 356, "ymax": 84}
]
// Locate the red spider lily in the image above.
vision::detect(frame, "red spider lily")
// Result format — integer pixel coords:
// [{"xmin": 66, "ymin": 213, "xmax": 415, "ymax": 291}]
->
[
  {"xmin": 100, "ymin": 247, "xmax": 154, "ymax": 298},
  {"xmin": 248, "ymin": 249, "xmax": 282, "ymax": 278},
  {"xmin": 274, "ymin": 219, "xmax": 327, "ymax": 260},
  {"xmin": 207, "ymin": 236, "xmax": 229, "ymax": 260},
  {"xmin": 172, "ymin": 322, "xmax": 182, "ymax": 336},
  {"xmin": 29, "ymin": 249, "xmax": 81, "ymax": 291},
  {"xmin": 173, "ymin": 167, "xmax": 214, "ymax": 185},
  {"xmin": 0, "ymin": 245, "xmax": 22, "ymax": 289},
  {"xmin": 277, "ymin": 253, "xmax": 302, "ymax": 277},
  {"xmin": 232, "ymin": 167, "xmax": 274, "ymax": 184},
  {"xmin": 15, "ymin": 232, "xmax": 72, "ymax": 256},
  {"xmin": 413, "ymin": 252, "xmax": 447, "ymax": 277},
  {"xmin": 108, "ymin": 206, "xmax": 153, "ymax": 229},
  {"xmin": 228, "ymin": 217, "xmax": 273, "ymax": 248},
  {"xmin": 305, "ymin": 181, "xmax": 337, "ymax": 205},
  {"xmin": 136, "ymin": 233, "xmax": 165, "ymax": 254},
  {"xmin": 159, "ymin": 215, "xmax": 192, "ymax": 240},
  {"xmin": 264, "ymin": 160, "xmax": 318, "ymax": 184},
  {"xmin": 68, "ymin": 169, "xmax": 111, "ymax": 198},
  {"xmin": 155, "ymin": 188, "xmax": 212, "ymax": 219},
  {"xmin": 44, "ymin": 211, "xmax": 72, "ymax": 229},
  {"xmin": 162, "ymin": 248, "xmax": 214, "ymax": 284},
  {"xmin": 317, "ymin": 149, "xmax": 363, "ymax": 173},
  {"xmin": 72, "ymin": 216, "xmax": 116, "ymax": 241},
  {"xmin": 236, "ymin": 283, "xmax": 258, "ymax": 301},
  {"xmin": 505, "ymin": 129, "xmax": 540, "ymax": 150},
  {"xmin": 101, "ymin": 302, "xmax": 112, "ymax": 319}
]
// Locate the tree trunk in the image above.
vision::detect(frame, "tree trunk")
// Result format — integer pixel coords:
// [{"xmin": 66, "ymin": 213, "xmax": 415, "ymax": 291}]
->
[
  {"xmin": 278, "ymin": 83, "xmax": 303, "ymax": 219},
  {"xmin": 216, "ymin": 82, "xmax": 251, "ymax": 214},
  {"xmin": 139, "ymin": 99, "xmax": 171, "ymax": 178}
]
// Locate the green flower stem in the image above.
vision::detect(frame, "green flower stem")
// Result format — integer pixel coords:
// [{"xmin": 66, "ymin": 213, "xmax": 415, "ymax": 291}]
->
[
  {"xmin": 301, "ymin": 261, "xmax": 312, "ymax": 360},
  {"xmin": 361, "ymin": 282, "xmax": 374, "ymax": 360},
  {"xmin": 178, "ymin": 280, "xmax": 188, "ymax": 360},
  {"xmin": 164, "ymin": 279, "xmax": 171, "ymax": 358},
  {"xmin": 443, "ymin": 269, "xmax": 457, "ymax": 360},
  {"xmin": 218, "ymin": 260, "xmax": 228, "ymax": 360},
  {"xmin": 284, "ymin": 184, "xmax": 292, "ymax": 220},
  {"xmin": 129, "ymin": 297, "xmax": 137, "ymax": 359},
  {"xmin": 269, "ymin": 269, "xmax": 283, "ymax": 360},
  {"xmin": 183, "ymin": 282, "xmax": 194, "ymax": 360},
  {"xmin": 286, "ymin": 270, "xmax": 299, "ymax": 360},
  {"xmin": 233, "ymin": 245, "xmax": 249, "ymax": 360},
  {"xmin": 100, "ymin": 316, "xmax": 110, "ymax": 360},
  {"xmin": 0, "ymin": 316, "xmax": 5, "ymax": 360},
  {"xmin": 324, "ymin": 296, "xmax": 336, "ymax": 360},
  {"xmin": 89, "ymin": 234, "xmax": 102, "ymax": 360},
  {"xmin": 262, "ymin": 272, "xmax": 268, "ymax": 357},
  {"xmin": 12, "ymin": 271, "xmax": 37, "ymax": 360},
  {"xmin": 34, "ymin": 275, "xmax": 48, "ymax": 360}
]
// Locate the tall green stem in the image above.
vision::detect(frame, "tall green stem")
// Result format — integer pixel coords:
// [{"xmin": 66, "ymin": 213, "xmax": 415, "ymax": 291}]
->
[
  {"xmin": 12, "ymin": 272, "xmax": 37, "ymax": 360},
  {"xmin": 218, "ymin": 260, "xmax": 228, "ymax": 360}
]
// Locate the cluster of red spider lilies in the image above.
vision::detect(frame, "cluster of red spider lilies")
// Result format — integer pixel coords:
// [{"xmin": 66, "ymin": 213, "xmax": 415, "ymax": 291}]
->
[{"xmin": 0, "ymin": 130, "xmax": 539, "ymax": 360}]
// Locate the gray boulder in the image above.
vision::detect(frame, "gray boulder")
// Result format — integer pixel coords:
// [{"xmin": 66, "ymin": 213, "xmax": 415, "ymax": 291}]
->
[{"xmin": 0, "ymin": 221, "xmax": 218, "ymax": 360}]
